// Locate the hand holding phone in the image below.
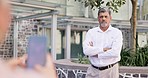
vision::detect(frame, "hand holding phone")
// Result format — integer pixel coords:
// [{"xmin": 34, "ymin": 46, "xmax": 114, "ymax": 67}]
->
[{"xmin": 27, "ymin": 36, "xmax": 47, "ymax": 69}]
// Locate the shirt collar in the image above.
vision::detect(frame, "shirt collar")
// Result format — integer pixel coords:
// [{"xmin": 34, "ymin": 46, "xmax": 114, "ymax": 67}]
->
[{"xmin": 98, "ymin": 25, "xmax": 113, "ymax": 32}]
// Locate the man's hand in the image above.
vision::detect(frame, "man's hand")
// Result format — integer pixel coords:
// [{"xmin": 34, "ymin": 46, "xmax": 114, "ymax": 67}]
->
[
  {"xmin": 103, "ymin": 48, "xmax": 111, "ymax": 52},
  {"xmin": 89, "ymin": 41, "xmax": 93, "ymax": 46},
  {"xmin": 7, "ymin": 54, "xmax": 27, "ymax": 70},
  {"xmin": 89, "ymin": 41, "xmax": 98, "ymax": 57}
]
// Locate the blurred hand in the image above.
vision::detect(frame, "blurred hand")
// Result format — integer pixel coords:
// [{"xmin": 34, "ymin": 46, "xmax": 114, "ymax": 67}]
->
[
  {"xmin": 7, "ymin": 54, "xmax": 27, "ymax": 70},
  {"xmin": 6, "ymin": 54, "xmax": 57, "ymax": 78},
  {"xmin": 35, "ymin": 54, "xmax": 57, "ymax": 78}
]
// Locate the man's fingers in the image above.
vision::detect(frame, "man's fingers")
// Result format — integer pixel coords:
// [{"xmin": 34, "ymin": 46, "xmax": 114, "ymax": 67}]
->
[
  {"xmin": 103, "ymin": 48, "xmax": 111, "ymax": 52},
  {"xmin": 89, "ymin": 41, "xmax": 93, "ymax": 46},
  {"xmin": 46, "ymin": 54, "xmax": 54, "ymax": 68},
  {"xmin": 19, "ymin": 54, "xmax": 27, "ymax": 65},
  {"xmin": 34, "ymin": 65, "xmax": 43, "ymax": 72}
]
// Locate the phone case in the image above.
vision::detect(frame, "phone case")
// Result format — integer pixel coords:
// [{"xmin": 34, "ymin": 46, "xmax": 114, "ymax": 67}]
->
[{"xmin": 27, "ymin": 36, "xmax": 47, "ymax": 69}]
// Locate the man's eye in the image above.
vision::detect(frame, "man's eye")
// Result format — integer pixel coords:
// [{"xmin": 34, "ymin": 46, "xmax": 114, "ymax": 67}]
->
[
  {"xmin": 99, "ymin": 16, "xmax": 108, "ymax": 18},
  {"xmin": 100, "ymin": 16, "xmax": 103, "ymax": 18}
]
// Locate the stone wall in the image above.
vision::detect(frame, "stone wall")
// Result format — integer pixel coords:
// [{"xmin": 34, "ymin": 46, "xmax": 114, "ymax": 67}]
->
[{"xmin": 0, "ymin": 20, "xmax": 39, "ymax": 60}]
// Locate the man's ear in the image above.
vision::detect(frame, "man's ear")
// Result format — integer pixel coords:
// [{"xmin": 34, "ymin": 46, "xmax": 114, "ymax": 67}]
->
[
  {"xmin": 97, "ymin": 16, "xmax": 100, "ymax": 21},
  {"xmin": 110, "ymin": 15, "xmax": 112, "ymax": 20}
]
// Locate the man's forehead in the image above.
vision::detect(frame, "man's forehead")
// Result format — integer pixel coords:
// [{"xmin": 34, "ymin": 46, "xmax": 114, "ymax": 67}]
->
[{"xmin": 99, "ymin": 12, "xmax": 110, "ymax": 16}]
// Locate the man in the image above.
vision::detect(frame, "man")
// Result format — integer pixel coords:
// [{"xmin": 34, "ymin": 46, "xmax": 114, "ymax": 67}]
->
[
  {"xmin": 83, "ymin": 7, "xmax": 123, "ymax": 78},
  {"xmin": 0, "ymin": 0, "xmax": 57, "ymax": 78}
]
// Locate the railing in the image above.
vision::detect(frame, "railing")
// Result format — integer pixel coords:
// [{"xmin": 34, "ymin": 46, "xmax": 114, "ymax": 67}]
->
[{"xmin": 55, "ymin": 59, "xmax": 148, "ymax": 78}]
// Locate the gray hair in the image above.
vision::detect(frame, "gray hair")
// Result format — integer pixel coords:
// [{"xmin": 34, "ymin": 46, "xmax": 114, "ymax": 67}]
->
[{"xmin": 98, "ymin": 7, "xmax": 111, "ymax": 16}]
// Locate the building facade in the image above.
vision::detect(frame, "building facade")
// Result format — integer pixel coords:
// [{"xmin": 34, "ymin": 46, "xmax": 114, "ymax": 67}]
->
[{"xmin": 1, "ymin": 0, "xmax": 148, "ymax": 60}]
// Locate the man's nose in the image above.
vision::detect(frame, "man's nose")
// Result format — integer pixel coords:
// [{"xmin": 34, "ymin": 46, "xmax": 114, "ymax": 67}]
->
[
  {"xmin": 102, "ymin": 16, "xmax": 106, "ymax": 20},
  {"xmin": 102, "ymin": 18, "xmax": 106, "ymax": 22}
]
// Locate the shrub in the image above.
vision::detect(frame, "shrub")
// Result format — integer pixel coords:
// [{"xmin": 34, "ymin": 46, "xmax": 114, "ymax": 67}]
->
[{"xmin": 120, "ymin": 46, "xmax": 148, "ymax": 66}]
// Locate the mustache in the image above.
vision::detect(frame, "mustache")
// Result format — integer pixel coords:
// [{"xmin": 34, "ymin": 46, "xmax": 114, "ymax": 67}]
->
[{"xmin": 100, "ymin": 21, "xmax": 107, "ymax": 24}]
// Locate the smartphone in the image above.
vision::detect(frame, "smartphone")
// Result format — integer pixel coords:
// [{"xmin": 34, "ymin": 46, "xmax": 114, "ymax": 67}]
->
[{"xmin": 26, "ymin": 36, "xmax": 47, "ymax": 69}]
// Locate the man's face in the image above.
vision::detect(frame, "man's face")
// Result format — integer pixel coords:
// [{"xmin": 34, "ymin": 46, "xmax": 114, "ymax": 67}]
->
[
  {"xmin": 0, "ymin": 2, "xmax": 11, "ymax": 43},
  {"xmin": 98, "ymin": 12, "xmax": 112, "ymax": 28}
]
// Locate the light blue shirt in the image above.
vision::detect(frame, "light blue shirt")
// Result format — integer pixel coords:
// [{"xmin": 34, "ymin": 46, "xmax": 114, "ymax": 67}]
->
[{"xmin": 83, "ymin": 25, "xmax": 123, "ymax": 67}]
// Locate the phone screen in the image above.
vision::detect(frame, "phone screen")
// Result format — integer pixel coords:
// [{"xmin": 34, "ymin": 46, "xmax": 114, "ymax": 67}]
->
[{"xmin": 27, "ymin": 36, "xmax": 47, "ymax": 69}]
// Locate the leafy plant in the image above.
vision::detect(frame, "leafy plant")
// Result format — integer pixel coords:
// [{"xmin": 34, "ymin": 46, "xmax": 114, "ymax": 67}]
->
[
  {"xmin": 106, "ymin": 0, "xmax": 126, "ymax": 13},
  {"xmin": 78, "ymin": 54, "xmax": 90, "ymax": 64},
  {"xmin": 119, "ymin": 48, "xmax": 132, "ymax": 66},
  {"xmin": 70, "ymin": 0, "xmax": 126, "ymax": 13},
  {"xmin": 120, "ymin": 46, "xmax": 148, "ymax": 66},
  {"xmin": 72, "ymin": 53, "xmax": 90, "ymax": 64}
]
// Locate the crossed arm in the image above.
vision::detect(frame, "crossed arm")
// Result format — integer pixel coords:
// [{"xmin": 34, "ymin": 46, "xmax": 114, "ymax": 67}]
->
[{"xmin": 88, "ymin": 41, "xmax": 111, "ymax": 57}]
